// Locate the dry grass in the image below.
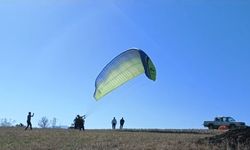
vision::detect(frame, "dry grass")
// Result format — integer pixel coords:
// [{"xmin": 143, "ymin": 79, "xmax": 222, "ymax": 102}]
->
[{"xmin": 0, "ymin": 127, "xmax": 223, "ymax": 150}]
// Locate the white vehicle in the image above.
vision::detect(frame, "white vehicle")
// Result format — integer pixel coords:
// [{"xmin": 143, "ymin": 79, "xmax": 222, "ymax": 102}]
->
[{"xmin": 203, "ymin": 116, "xmax": 246, "ymax": 129}]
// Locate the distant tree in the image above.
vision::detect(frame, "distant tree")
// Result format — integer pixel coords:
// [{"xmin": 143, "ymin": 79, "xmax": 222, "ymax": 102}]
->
[
  {"xmin": 38, "ymin": 116, "xmax": 50, "ymax": 128},
  {"xmin": 0, "ymin": 118, "xmax": 15, "ymax": 127},
  {"xmin": 51, "ymin": 117, "xmax": 57, "ymax": 128}
]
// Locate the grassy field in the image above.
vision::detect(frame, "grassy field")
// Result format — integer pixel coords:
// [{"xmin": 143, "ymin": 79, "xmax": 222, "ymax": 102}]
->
[{"xmin": 0, "ymin": 127, "xmax": 224, "ymax": 150}]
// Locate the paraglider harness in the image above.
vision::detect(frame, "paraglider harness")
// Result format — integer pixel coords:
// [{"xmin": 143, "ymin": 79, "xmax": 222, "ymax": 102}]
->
[{"xmin": 74, "ymin": 115, "xmax": 85, "ymax": 131}]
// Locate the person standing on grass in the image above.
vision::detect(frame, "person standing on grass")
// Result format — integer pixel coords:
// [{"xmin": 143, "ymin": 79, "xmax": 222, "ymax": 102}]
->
[
  {"xmin": 74, "ymin": 115, "xmax": 86, "ymax": 131},
  {"xmin": 120, "ymin": 117, "xmax": 125, "ymax": 129},
  {"xmin": 112, "ymin": 117, "xmax": 117, "ymax": 129},
  {"xmin": 25, "ymin": 112, "xmax": 34, "ymax": 130}
]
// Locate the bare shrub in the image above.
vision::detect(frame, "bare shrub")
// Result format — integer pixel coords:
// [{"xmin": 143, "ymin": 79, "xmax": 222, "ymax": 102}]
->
[
  {"xmin": 38, "ymin": 116, "xmax": 50, "ymax": 128},
  {"xmin": 0, "ymin": 118, "xmax": 15, "ymax": 127},
  {"xmin": 51, "ymin": 117, "xmax": 57, "ymax": 128}
]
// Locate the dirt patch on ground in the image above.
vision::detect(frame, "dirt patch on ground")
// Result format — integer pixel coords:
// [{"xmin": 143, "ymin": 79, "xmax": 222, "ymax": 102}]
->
[{"xmin": 208, "ymin": 127, "xmax": 250, "ymax": 149}]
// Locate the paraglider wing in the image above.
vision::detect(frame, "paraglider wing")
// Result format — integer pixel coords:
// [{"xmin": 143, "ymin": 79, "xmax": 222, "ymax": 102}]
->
[{"xmin": 94, "ymin": 48, "xmax": 156, "ymax": 100}]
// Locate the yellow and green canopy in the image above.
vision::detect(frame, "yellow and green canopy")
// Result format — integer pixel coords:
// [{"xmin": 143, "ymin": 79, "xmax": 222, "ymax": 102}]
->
[{"xmin": 94, "ymin": 48, "xmax": 156, "ymax": 100}]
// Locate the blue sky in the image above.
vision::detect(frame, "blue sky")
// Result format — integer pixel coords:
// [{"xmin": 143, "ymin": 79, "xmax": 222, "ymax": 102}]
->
[{"xmin": 0, "ymin": 0, "xmax": 250, "ymax": 129}]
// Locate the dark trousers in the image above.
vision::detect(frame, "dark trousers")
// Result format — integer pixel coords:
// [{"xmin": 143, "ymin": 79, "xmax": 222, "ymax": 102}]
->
[
  {"xmin": 112, "ymin": 123, "xmax": 116, "ymax": 129},
  {"xmin": 120, "ymin": 124, "xmax": 124, "ymax": 129},
  {"xmin": 25, "ymin": 121, "xmax": 32, "ymax": 130}
]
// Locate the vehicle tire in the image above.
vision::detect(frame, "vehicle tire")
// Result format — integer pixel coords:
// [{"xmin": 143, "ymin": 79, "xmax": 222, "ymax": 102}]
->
[
  {"xmin": 229, "ymin": 124, "xmax": 236, "ymax": 129},
  {"xmin": 208, "ymin": 124, "xmax": 214, "ymax": 130}
]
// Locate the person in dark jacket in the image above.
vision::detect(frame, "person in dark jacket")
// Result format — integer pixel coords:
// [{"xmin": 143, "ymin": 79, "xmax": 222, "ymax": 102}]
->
[
  {"xmin": 111, "ymin": 117, "xmax": 117, "ymax": 129},
  {"xmin": 120, "ymin": 117, "xmax": 125, "ymax": 129},
  {"xmin": 25, "ymin": 112, "xmax": 34, "ymax": 130},
  {"xmin": 74, "ymin": 115, "xmax": 85, "ymax": 131}
]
